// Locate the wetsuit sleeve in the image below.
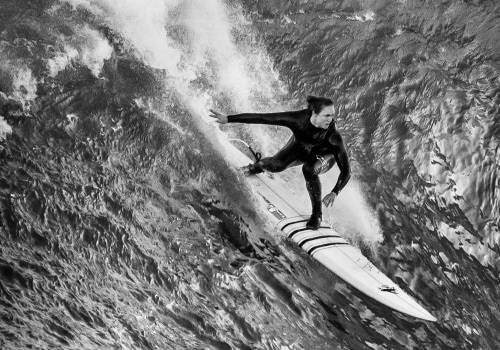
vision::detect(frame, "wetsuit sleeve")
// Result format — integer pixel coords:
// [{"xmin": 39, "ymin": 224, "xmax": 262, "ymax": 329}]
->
[
  {"xmin": 227, "ymin": 111, "xmax": 296, "ymax": 127},
  {"xmin": 330, "ymin": 135, "xmax": 351, "ymax": 194}
]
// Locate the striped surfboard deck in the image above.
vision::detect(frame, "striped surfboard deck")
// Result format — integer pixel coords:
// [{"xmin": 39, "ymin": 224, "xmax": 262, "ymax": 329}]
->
[{"xmin": 225, "ymin": 140, "xmax": 437, "ymax": 322}]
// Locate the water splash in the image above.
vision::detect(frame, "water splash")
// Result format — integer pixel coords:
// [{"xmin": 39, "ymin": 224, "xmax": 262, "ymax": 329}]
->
[
  {"xmin": 0, "ymin": 115, "xmax": 12, "ymax": 141},
  {"xmin": 62, "ymin": 0, "xmax": 182, "ymax": 73}
]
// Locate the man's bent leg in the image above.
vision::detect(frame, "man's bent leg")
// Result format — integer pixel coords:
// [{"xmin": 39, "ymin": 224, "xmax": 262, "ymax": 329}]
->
[{"xmin": 245, "ymin": 137, "xmax": 303, "ymax": 175}]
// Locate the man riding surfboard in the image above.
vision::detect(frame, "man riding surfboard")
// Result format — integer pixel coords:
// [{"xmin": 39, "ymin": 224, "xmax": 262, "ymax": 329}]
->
[{"xmin": 209, "ymin": 96, "xmax": 350, "ymax": 230}]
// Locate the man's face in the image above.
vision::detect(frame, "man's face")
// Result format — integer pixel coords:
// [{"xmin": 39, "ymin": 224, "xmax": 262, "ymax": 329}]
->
[{"xmin": 316, "ymin": 105, "xmax": 335, "ymax": 129}]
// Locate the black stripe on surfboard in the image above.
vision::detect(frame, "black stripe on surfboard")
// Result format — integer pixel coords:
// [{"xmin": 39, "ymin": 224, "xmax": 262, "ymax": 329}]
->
[
  {"xmin": 298, "ymin": 235, "xmax": 343, "ymax": 248},
  {"xmin": 280, "ymin": 218, "xmax": 332, "ymax": 230},
  {"xmin": 288, "ymin": 226, "xmax": 332, "ymax": 239},
  {"xmin": 307, "ymin": 242, "xmax": 350, "ymax": 256},
  {"xmin": 280, "ymin": 218, "xmax": 308, "ymax": 230}
]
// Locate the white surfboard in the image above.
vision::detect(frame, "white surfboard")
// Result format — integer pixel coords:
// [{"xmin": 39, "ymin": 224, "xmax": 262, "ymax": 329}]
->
[{"xmin": 225, "ymin": 141, "xmax": 437, "ymax": 322}]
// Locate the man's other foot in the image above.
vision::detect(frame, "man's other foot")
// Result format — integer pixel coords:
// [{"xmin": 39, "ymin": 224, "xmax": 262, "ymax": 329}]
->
[
  {"xmin": 306, "ymin": 213, "xmax": 322, "ymax": 230},
  {"xmin": 241, "ymin": 163, "xmax": 262, "ymax": 176}
]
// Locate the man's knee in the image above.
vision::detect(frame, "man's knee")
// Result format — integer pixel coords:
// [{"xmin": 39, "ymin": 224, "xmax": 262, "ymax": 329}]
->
[{"xmin": 302, "ymin": 164, "xmax": 319, "ymax": 182}]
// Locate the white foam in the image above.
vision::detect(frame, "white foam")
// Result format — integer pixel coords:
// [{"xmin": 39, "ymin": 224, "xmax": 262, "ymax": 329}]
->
[
  {"xmin": 78, "ymin": 26, "xmax": 114, "ymax": 77},
  {"xmin": 47, "ymin": 47, "xmax": 79, "ymax": 76},
  {"xmin": 11, "ymin": 66, "xmax": 38, "ymax": 101},
  {"xmin": 65, "ymin": 0, "xmax": 182, "ymax": 73},
  {"xmin": 0, "ymin": 116, "xmax": 12, "ymax": 141},
  {"xmin": 348, "ymin": 10, "xmax": 375, "ymax": 22},
  {"xmin": 304, "ymin": 172, "xmax": 384, "ymax": 249},
  {"xmin": 47, "ymin": 3, "xmax": 114, "ymax": 77}
]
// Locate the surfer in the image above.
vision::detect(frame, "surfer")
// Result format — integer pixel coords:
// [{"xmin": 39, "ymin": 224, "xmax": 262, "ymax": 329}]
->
[{"xmin": 209, "ymin": 96, "xmax": 350, "ymax": 230}]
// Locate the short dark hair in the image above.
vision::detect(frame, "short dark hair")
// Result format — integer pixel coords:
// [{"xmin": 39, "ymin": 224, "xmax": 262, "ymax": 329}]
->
[{"xmin": 306, "ymin": 95, "xmax": 334, "ymax": 114}]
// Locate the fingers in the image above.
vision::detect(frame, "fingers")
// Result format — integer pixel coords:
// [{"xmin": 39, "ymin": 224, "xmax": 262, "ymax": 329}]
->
[
  {"xmin": 209, "ymin": 109, "xmax": 222, "ymax": 116},
  {"xmin": 322, "ymin": 193, "xmax": 337, "ymax": 207},
  {"xmin": 208, "ymin": 111, "xmax": 219, "ymax": 123},
  {"xmin": 208, "ymin": 109, "xmax": 228, "ymax": 124},
  {"xmin": 209, "ymin": 109, "xmax": 223, "ymax": 120}
]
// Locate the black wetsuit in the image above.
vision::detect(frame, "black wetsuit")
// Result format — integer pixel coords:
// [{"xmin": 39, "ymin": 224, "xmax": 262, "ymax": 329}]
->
[{"xmin": 227, "ymin": 109, "xmax": 351, "ymax": 224}]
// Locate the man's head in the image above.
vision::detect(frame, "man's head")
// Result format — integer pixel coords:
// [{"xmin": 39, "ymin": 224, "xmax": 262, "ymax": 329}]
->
[
  {"xmin": 307, "ymin": 95, "xmax": 335, "ymax": 129},
  {"xmin": 307, "ymin": 95, "xmax": 334, "ymax": 114}
]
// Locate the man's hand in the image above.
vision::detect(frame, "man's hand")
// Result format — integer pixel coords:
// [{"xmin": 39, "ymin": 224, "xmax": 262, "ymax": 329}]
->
[
  {"xmin": 322, "ymin": 192, "xmax": 337, "ymax": 207},
  {"xmin": 209, "ymin": 109, "xmax": 228, "ymax": 124}
]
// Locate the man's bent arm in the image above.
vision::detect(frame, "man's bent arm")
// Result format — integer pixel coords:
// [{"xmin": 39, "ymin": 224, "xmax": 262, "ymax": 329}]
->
[{"xmin": 331, "ymin": 146, "xmax": 351, "ymax": 194}]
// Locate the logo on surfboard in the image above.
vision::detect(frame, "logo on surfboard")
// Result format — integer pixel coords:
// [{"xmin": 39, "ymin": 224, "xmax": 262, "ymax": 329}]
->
[{"xmin": 257, "ymin": 191, "xmax": 286, "ymax": 220}]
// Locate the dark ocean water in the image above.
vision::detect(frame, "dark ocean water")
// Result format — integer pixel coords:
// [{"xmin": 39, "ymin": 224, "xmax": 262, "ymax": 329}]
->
[{"xmin": 1, "ymin": 0, "xmax": 499, "ymax": 349}]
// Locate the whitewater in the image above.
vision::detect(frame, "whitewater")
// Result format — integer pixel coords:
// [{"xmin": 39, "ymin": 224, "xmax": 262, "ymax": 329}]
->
[{"xmin": 1, "ymin": 0, "xmax": 499, "ymax": 349}]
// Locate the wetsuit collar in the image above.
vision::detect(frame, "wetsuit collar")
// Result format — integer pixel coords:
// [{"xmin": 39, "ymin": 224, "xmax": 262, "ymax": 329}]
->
[{"xmin": 307, "ymin": 109, "xmax": 322, "ymax": 130}]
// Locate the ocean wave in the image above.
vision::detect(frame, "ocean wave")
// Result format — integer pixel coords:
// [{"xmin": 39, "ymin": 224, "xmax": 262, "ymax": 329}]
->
[{"xmin": 1, "ymin": 0, "xmax": 500, "ymax": 349}]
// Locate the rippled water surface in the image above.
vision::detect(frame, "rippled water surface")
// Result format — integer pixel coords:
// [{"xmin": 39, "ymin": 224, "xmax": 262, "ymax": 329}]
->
[{"xmin": 1, "ymin": 0, "xmax": 500, "ymax": 349}]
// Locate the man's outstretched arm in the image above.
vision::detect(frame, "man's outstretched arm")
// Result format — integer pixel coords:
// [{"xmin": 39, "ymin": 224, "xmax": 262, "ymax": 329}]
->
[{"xmin": 209, "ymin": 109, "xmax": 300, "ymax": 127}]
